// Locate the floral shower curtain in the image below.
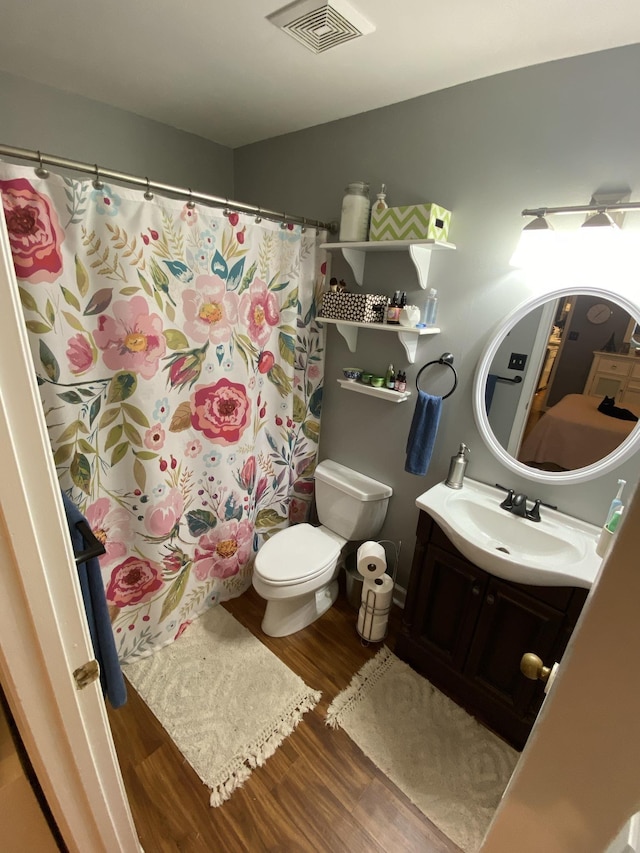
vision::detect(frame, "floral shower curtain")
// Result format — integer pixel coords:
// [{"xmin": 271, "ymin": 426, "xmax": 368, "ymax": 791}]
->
[{"xmin": 0, "ymin": 164, "xmax": 326, "ymax": 661}]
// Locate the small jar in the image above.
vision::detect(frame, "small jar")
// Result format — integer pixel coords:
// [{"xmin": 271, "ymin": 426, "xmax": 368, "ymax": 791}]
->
[{"xmin": 339, "ymin": 182, "xmax": 370, "ymax": 242}]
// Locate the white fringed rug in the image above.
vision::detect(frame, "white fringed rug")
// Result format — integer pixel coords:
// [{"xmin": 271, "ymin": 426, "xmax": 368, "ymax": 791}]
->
[
  {"xmin": 326, "ymin": 647, "xmax": 519, "ymax": 853},
  {"xmin": 123, "ymin": 605, "xmax": 320, "ymax": 807}
]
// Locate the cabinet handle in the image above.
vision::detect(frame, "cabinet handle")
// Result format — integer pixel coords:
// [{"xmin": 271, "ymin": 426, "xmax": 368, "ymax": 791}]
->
[
  {"xmin": 472, "ymin": 585, "xmax": 481, "ymax": 596},
  {"xmin": 486, "ymin": 593, "xmax": 495, "ymax": 605}
]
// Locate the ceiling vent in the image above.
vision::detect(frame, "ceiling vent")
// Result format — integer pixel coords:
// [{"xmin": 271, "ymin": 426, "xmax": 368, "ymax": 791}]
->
[{"xmin": 267, "ymin": 0, "xmax": 375, "ymax": 54}]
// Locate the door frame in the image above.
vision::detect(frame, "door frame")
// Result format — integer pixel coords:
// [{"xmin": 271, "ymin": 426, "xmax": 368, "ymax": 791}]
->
[{"xmin": 0, "ymin": 204, "xmax": 141, "ymax": 852}]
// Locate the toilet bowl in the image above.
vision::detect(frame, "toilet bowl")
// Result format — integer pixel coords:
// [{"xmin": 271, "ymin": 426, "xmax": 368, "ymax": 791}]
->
[{"xmin": 253, "ymin": 460, "xmax": 392, "ymax": 637}]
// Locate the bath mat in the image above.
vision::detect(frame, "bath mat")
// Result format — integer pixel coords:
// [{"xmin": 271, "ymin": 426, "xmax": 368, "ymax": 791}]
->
[
  {"xmin": 123, "ymin": 605, "xmax": 320, "ymax": 807},
  {"xmin": 326, "ymin": 647, "xmax": 518, "ymax": 852}
]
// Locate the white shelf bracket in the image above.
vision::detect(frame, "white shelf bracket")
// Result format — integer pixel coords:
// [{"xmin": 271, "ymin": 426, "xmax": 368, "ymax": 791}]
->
[
  {"xmin": 397, "ymin": 331, "xmax": 420, "ymax": 363},
  {"xmin": 341, "ymin": 248, "xmax": 366, "ymax": 286},
  {"xmin": 409, "ymin": 244, "xmax": 433, "ymax": 290},
  {"xmin": 335, "ymin": 323, "xmax": 359, "ymax": 352}
]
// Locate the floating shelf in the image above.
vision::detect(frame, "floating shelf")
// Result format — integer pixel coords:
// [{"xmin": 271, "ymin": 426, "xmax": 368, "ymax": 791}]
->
[
  {"xmin": 319, "ymin": 317, "xmax": 439, "ymax": 363},
  {"xmin": 337, "ymin": 379, "xmax": 412, "ymax": 403},
  {"xmin": 320, "ymin": 239, "xmax": 455, "ymax": 288}
]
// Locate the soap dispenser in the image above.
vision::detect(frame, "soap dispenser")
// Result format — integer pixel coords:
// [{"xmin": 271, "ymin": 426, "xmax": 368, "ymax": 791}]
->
[{"xmin": 445, "ymin": 443, "xmax": 469, "ymax": 489}]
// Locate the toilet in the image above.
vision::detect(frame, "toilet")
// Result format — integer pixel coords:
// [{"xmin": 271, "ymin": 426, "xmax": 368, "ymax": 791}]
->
[{"xmin": 252, "ymin": 459, "xmax": 393, "ymax": 637}]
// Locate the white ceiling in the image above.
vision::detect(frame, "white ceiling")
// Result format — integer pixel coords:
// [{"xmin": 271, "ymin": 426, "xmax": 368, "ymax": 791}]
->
[{"xmin": 1, "ymin": 0, "xmax": 639, "ymax": 148}]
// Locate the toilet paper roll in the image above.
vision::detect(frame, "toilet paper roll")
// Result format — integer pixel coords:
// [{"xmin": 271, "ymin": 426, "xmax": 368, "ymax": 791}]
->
[
  {"xmin": 356, "ymin": 540, "xmax": 387, "ymax": 580},
  {"xmin": 360, "ymin": 573, "xmax": 394, "ymax": 612},
  {"xmin": 357, "ymin": 604, "xmax": 388, "ymax": 642}
]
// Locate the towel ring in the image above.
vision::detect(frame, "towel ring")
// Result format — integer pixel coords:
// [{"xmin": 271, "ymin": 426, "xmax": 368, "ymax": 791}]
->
[{"xmin": 415, "ymin": 352, "xmax": 458, "ymax": 399}]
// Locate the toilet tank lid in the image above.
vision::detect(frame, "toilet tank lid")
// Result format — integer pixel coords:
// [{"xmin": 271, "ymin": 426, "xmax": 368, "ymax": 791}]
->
[{"xmin": 315, "ymin": 460, "xmax": 393, "ymax": 501}]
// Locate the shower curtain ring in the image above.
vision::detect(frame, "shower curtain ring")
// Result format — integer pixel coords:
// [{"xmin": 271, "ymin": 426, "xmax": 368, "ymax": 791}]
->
[
  {"xmin": 92, "ymin": 165, "xmax": 104, "ymax": 190},
  {"xmin": 255, "ymin": 207, "xmax": 262, "ymax": 224},
  {"xmin": 280, "ymin": 215, "xmax": 288, "ymax": 229},
  {"xmin": 144, "ymin": 178, "xmax": 154, "ymax": 201},
  {"xmin": 222, "ymin": 201, "xmax": 230, "ymax": 218},
  {"xmin": 35, "ymin": 151, "xmax": 49, "ymax": 179},
  {"xmin": 301, "ymin": 216, "xmax": 307, "ymax": 233},
  {"xmin": 186, "ymin": 189, "xmax": 196, "ymax": 210}
]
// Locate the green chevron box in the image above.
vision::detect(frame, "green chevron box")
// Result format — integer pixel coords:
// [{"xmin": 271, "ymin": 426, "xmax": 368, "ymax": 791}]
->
[{"xmin": 369, "ymin": 203, "xmax": 451, "ymax": 242}]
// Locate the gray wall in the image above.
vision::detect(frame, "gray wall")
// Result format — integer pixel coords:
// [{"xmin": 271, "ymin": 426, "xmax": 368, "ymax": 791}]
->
[
  {"xmin": 0, "ymin": 70, "xmax": 234, "ymax": 197},
  {"xmin": 235, "ymin": 44, "xmax": 640, "ymax": 588},
  {"xmin": 2, "ymin": 50, "xmax": 640, "ymax": 590}
]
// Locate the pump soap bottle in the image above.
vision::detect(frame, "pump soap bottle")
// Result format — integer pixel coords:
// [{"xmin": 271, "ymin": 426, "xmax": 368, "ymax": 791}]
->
[
  {"xmin": 596, "ymin": 504, "xmax": 624, "ymax": 558},
  {"xmin": 445, "ymin": 443, "xmax": 470, "ymax": 489}
]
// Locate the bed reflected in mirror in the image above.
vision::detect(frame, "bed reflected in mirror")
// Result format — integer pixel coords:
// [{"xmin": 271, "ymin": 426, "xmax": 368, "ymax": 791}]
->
[{"xmin": 474, "ymin": 287, "xmax": 640, "ymax": 484}]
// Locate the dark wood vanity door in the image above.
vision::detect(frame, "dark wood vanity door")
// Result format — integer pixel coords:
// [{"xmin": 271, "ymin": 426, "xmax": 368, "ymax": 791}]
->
[
  {"xmin": 396, "ymin": 513, "xmax": 587, "ymax": 749},
  {"xmin": 411, "ymin": 545, "xmax": 488, "ymax": 671},
  {"xmin": 463, "ymin": 577, "xmax": 564, "ymax": 717}
]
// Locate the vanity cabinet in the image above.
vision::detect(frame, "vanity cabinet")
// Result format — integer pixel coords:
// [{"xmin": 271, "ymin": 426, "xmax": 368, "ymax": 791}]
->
[
  {"xmin": 584, "ymin": 350, "xmax": 640, "ymax": 409},
  {"xmin": 396, "ymin": 512, "xmax": 588, "ymax": 750}
]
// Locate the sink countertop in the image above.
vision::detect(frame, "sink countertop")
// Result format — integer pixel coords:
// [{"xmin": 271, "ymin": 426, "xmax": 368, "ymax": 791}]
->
[{"xmin": 416, "ymin": 478, "xmax": 603, "ymax": 589}]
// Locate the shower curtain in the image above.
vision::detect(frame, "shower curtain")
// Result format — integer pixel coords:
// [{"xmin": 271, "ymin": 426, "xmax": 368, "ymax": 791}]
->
[{"xmin": 0, "ymin": 164, "xmax": 327, "ymax": 661}]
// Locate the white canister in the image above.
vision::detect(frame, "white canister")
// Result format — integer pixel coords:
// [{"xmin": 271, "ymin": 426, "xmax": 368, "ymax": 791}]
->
[{"xmin": 339, "ymin": 182, "xmax": 370, "ymax": 242}]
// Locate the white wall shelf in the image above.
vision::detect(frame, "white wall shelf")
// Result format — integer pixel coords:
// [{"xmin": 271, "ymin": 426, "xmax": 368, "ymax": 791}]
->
[
  {"xmin": 320, "ymin": 239, "xmax": 455, "ymax": 288},
  {"xmin": 337, "ymin": 379, "xmax": 412, "ymax": 403},
  {"xmin": 319, "ymin": 317, "xmax": 440, "ymax": 363}
]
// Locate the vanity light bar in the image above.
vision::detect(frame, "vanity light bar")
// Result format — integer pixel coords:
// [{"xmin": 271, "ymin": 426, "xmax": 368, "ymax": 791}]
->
[{"xmin": 522, "ymin": 201, "xmax": 640, "ymax": 218}]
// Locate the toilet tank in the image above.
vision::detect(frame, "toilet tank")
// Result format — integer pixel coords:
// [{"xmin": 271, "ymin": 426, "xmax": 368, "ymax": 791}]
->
[{"xmin": 314, "ymin": 460, "xmax": 392, "ymax": 540}]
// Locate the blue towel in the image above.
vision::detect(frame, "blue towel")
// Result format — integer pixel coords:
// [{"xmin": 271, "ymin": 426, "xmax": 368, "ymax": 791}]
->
[
  {"xmin": 485, "ymin": 374, "xmax": 499, "ymax": 413},
  {"xmin": 61, "ymin": 493, "xmax": 127, "ymax": 709},
  {"xmin": 405, "ymin": 391, "xmax": 443, "ymax": 475}
]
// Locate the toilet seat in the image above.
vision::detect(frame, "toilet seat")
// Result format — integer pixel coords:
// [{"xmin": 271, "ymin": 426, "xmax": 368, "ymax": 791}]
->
[{"xmin": 254, "ymin": 523, "xmax": 340, "ymax": 586}]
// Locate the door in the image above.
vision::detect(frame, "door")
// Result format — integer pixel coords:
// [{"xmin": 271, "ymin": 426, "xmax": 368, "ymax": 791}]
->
[
  {"xmin": 0, "ymin": 201, "xmax": 140, "ymax": 851},
  {"xmin": 481, "ymin": 481, "xmax": 640, "ymax": 852},
  {"xmin": 464, "ymin": 578, "xmax": 563, "ymax": 717},
  {"xmin": 413, "ymin": 545, "xmax": 487, "ymax": 670}
]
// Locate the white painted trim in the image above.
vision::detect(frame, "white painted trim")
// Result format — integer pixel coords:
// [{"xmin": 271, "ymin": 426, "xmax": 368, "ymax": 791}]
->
[
  {"xmin": 481, "ymin": 478, "xmax": 640, "ymax": 852},
  {"xmin": 0, "ymin": 202, "xmax": 141, "ymax": 851},
  {"xmin": 473, "ymin": 284, "xmax": 640, "ymax": 484}
]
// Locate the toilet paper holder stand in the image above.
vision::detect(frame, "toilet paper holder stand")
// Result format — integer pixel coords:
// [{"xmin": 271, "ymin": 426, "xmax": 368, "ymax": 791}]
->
[{"xmin": 357, "ymin": 539, "xmax": 400, "ymax": 645}]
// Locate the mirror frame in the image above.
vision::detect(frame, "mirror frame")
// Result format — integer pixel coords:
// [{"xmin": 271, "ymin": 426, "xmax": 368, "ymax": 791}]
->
[{"xmin": 473, "ymin": 284, "xmax": 640, "ymax": 484}]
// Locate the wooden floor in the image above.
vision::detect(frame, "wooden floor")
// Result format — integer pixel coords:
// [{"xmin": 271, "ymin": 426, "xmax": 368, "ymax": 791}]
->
[{"xmin": 108, "ymin": 583, "xmax": 463, "ymax": 853}]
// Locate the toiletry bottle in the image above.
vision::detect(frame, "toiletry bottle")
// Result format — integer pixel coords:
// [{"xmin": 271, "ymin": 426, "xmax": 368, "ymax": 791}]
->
[
  {"xmin": 396, "ymin": 370, "xmax": 406, "ymax": 393},
  {"xmin": 596, "ymin": 505, "xmax": 624, "ymax": 558},
  {"xmin": 607, "ymin": 505, "xmax": 624, "ymax": 533},
  {"xmin": 372, "ymin": 184, "xmax": 388, "ymax": 213},
  {"xmin": 339, "ymin": 182, "xmax": 370, "ymax": 242},
  {"xmin": 445, "ymin": 443, "xmax": 470, "ymax": 489},
  {"xmin": 385, "ymin": 363, "xmax": 395, "ymax": 389},
  {"xmin": 604, "ymin": 479, "xmax": 626, "ymax": 526},
  {"xmin": 386, "ymin": 365, "xmax": 396, "ymax": 390},
  {"xmin": 424, "ymin": 288, "xmax": 438, "ymax": 326},
  {"xmin": 386, "ymin": 291, "xmax": 400, "ymax": 324},
  {"xmin": 399, "ymin": 291, "xmax": 407, "ymax": 310}
]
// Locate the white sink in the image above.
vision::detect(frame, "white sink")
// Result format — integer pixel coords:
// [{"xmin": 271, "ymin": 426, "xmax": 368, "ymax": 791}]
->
[{"xmin": 416, "ymin": 478, "xmax": 603, "ymax": 588}]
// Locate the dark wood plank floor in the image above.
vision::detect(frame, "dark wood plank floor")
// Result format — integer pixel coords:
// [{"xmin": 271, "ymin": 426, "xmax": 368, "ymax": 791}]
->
[{"xmin": 108, "ymin": 583, "xmax": 463, "ymax": 853}]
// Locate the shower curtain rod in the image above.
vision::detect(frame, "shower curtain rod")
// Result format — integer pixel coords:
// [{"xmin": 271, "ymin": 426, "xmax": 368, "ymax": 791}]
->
[{"xmin": 0, "ymin": 144, "xmax": 337, "ymax": 232}]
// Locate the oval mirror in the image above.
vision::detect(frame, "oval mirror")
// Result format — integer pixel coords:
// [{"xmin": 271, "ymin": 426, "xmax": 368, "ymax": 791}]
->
[{"xmin": 473, "ymin": 285, "xmax": 640, "ymax": 484}]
